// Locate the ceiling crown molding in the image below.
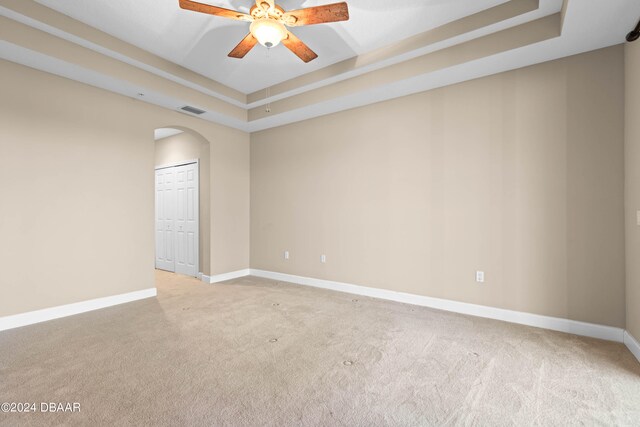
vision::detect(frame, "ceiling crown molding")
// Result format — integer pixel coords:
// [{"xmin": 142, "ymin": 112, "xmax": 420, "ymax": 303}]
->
[{"xmin": 0, "ymin": 0, "xmax": 637, "ymax": 132}]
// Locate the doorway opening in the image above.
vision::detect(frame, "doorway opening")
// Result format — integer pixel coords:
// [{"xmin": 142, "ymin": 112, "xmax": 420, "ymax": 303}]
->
[{"xmin": 154, "ymin": 127, "xmax": 211, "ymax": 279}]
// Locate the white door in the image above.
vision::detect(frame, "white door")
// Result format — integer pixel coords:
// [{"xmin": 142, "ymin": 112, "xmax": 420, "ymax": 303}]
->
[
  {"xmin": 155, "ymin": 168, "xmax": 175, "ymax": 272},
  {"xmin": 174, "ymin": 163, "xmax": 198, "ymax": 277},
  {"xmin": 155, "ymin": 162, "xmax": 199, "ymax": 276}
]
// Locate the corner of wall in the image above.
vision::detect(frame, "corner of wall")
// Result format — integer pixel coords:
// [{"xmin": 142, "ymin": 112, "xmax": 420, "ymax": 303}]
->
[{"xmin": 625, "ymin": 41, "xmax": 640, "ymax": 342}]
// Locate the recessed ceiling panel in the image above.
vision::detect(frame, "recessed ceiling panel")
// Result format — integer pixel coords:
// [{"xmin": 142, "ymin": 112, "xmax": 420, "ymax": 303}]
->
[{"xmin": 34, "ymin": 0, "xmax": 511, "ymax": 93}]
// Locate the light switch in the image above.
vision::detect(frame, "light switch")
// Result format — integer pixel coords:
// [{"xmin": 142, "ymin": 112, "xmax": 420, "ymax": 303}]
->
[
  {"xmin": 637, "ymin": 211, "xmax": 640, "ymax": 226},
  {"xmin": 284, "ymin": 251, "xmax": 289, "ymax": 260},
  {"xmin": 321, "ymin": 254, "xmax": 326, "ymax": 263}
]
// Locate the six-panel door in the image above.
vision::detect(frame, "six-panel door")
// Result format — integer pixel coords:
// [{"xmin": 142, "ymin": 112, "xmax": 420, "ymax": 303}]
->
[{"xmin": 155, "ymin": 162, "xmax": 199, "ymax": 277}]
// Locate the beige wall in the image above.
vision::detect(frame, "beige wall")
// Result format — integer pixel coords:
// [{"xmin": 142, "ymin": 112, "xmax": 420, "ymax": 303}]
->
[
  {"xmin": 0, "ymin": 44, "xmax": 629, "ymax": 330},
  {"xmin": 155, "ymin": 132, "xmax": 211, "ymax": 275},
  {"xmin": 0, "ymin": 59, "xmax": 250, "ymax": 317},
  {"xmin": 626, "ymin": 42, "xmax": 640, "ymax": 339},
  {"xmin": 251, "ymin": 46, "xmax": 626, "ymax": 328}
]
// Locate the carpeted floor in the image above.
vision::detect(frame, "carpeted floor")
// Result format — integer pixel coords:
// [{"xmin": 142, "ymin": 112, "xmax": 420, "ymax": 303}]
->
[{"xmin": 1, "ymin": 271, "xmax": 639, "ymax": 426}]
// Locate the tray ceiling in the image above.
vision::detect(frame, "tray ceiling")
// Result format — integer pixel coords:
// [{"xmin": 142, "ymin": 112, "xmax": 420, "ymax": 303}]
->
[
  {"xmin": 1, "ymin": 0, "xmax": 639, "ymax": 132},
  {"xmin": 34, "ymin": 0, "xmax": 511, "ymax": 93}
]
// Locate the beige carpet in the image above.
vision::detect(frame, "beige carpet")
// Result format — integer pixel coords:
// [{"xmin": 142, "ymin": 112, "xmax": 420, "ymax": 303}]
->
[{"xmin": 0, "ymin": 271, "xmax": 639, "ymax": 426}]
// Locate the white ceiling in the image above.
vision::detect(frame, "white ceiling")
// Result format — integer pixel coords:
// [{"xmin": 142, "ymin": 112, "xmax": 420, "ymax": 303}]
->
[
  {"xmin": 154, "ymin": 128, "xmax": 184, "ymax": 140},
  {"xmin": 33, "ymin": 0, "xmax": 512, "ymax": 94}
]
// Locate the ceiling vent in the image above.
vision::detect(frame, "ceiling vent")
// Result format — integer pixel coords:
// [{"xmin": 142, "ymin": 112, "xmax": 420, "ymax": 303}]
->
[{"xmin": 180, "ymin": 105, "xmax": 206, "ymax": 115}]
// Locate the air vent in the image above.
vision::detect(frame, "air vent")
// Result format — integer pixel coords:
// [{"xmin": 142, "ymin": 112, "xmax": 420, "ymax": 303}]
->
[{"xmin": 180, "ymin": 105, "xmax": 206, "ymax": 115}]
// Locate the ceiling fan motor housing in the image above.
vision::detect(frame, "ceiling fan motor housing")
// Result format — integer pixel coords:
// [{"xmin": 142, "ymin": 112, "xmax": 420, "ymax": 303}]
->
[{"xmin": 250, "ymin": 3, "xmax": 285, "ymax": 20}]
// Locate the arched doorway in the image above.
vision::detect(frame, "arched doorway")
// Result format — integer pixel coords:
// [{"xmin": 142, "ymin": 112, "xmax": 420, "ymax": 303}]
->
[{"xmin": 154, "ymin": 127, "xmax": 211, "ymax": 278}]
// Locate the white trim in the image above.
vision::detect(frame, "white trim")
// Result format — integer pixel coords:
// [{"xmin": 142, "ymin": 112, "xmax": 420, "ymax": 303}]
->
[
  {"xmin": 207, "ymin": 269, "xmax": 251, "ymax": 284},
  {"xmin": 154, "ymin": 159, "xmax": 199, "ymax": 171},
  {"xmin": 624, "ymin": 331, "xmax": 640, "ymax": 363},
  {"xmin": 1, "ymin": 270, "xmax": 635, "ymax": 359},
  {"xmin": 0, "ymin": 288, "xmax": 157, "ymax": 332},
  {"xmin": 249, "ymin": 269, "xmax": 625, "ymax": 343}
]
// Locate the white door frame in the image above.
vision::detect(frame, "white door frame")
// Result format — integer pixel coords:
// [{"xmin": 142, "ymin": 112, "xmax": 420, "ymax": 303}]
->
[
  {"xmin": 155, "ymin": 159, "xmax": 199, "ymax": 277},
  {"xmin": 156, "ymin": 159, "xmax": 200, "ymax": 171}
]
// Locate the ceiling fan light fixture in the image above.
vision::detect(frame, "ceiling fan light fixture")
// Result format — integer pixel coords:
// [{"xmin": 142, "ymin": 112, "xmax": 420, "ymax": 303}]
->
[
  {"xmin": 250, "ymin": 18, "xmax": 287, "ymax": 48},
  {"xmin": 179, "ymin": 0, "xmax": 350, "ymax": 62}
]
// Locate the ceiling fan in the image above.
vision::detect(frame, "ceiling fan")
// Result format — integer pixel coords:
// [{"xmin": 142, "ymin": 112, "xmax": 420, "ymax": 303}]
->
[{"xmin": 179, "ymin": 0, "xmax": 349, "ymax": 62}]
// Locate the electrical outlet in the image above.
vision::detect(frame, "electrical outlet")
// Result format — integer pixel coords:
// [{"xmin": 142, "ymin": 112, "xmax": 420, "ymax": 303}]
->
[
  {"xmin": 476, "ymin": 271, "xmax": 485, "ymax": 283},
  {"xmin": 284, "ymin": 251, "xmax": 289, "ymax": 260},
  {"xmin": 321, "ymin": 254, "xmax": 326, "ymax": 263}
]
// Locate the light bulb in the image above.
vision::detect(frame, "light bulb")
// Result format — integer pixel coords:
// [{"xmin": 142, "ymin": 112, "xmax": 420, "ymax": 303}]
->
[{"xmin": 250, "ymin": 19, "xmax": 287, "ymax": 48}]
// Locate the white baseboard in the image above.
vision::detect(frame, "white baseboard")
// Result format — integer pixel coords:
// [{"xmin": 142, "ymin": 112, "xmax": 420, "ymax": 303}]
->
[
  {"xmin": 206, "ymin": 269, "xmax": 251, "ymax": 284},
  {"xmin": 624, "ymin": 331, "xmax": 640, "ymax": 362},
  {"xmin": 249, "ymin": 269, "xmax": 625, "ymax": 343},
  {"xmin": 2, "ymin": 269, "xmax": 635, "ymax": 359},
  {"xmin": 0, "ymin": 288, "xmax": 157, "ymax": 332}
]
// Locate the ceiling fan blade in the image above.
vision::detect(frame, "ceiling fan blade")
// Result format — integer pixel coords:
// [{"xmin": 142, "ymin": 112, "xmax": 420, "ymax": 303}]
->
[
  {"xmin": 283, "ymin": 2, "xmax": 349, "ymax": 27},
  {"xmin": 281, "ymin": 31, "xmax": 318, "ymax": 63},
  {"xmin": 228, "ymin": 33, "xmax": 258, "ymax": 59},
  {"xmin": 179, "ymin": 0, "xmax": 252, "ymax": 22}
]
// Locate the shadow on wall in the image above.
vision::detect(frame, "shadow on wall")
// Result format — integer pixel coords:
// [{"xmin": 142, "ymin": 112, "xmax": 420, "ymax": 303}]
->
[{"xmin": 154, "ymin": 126, "xmax": 211, "ymax": 277}]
